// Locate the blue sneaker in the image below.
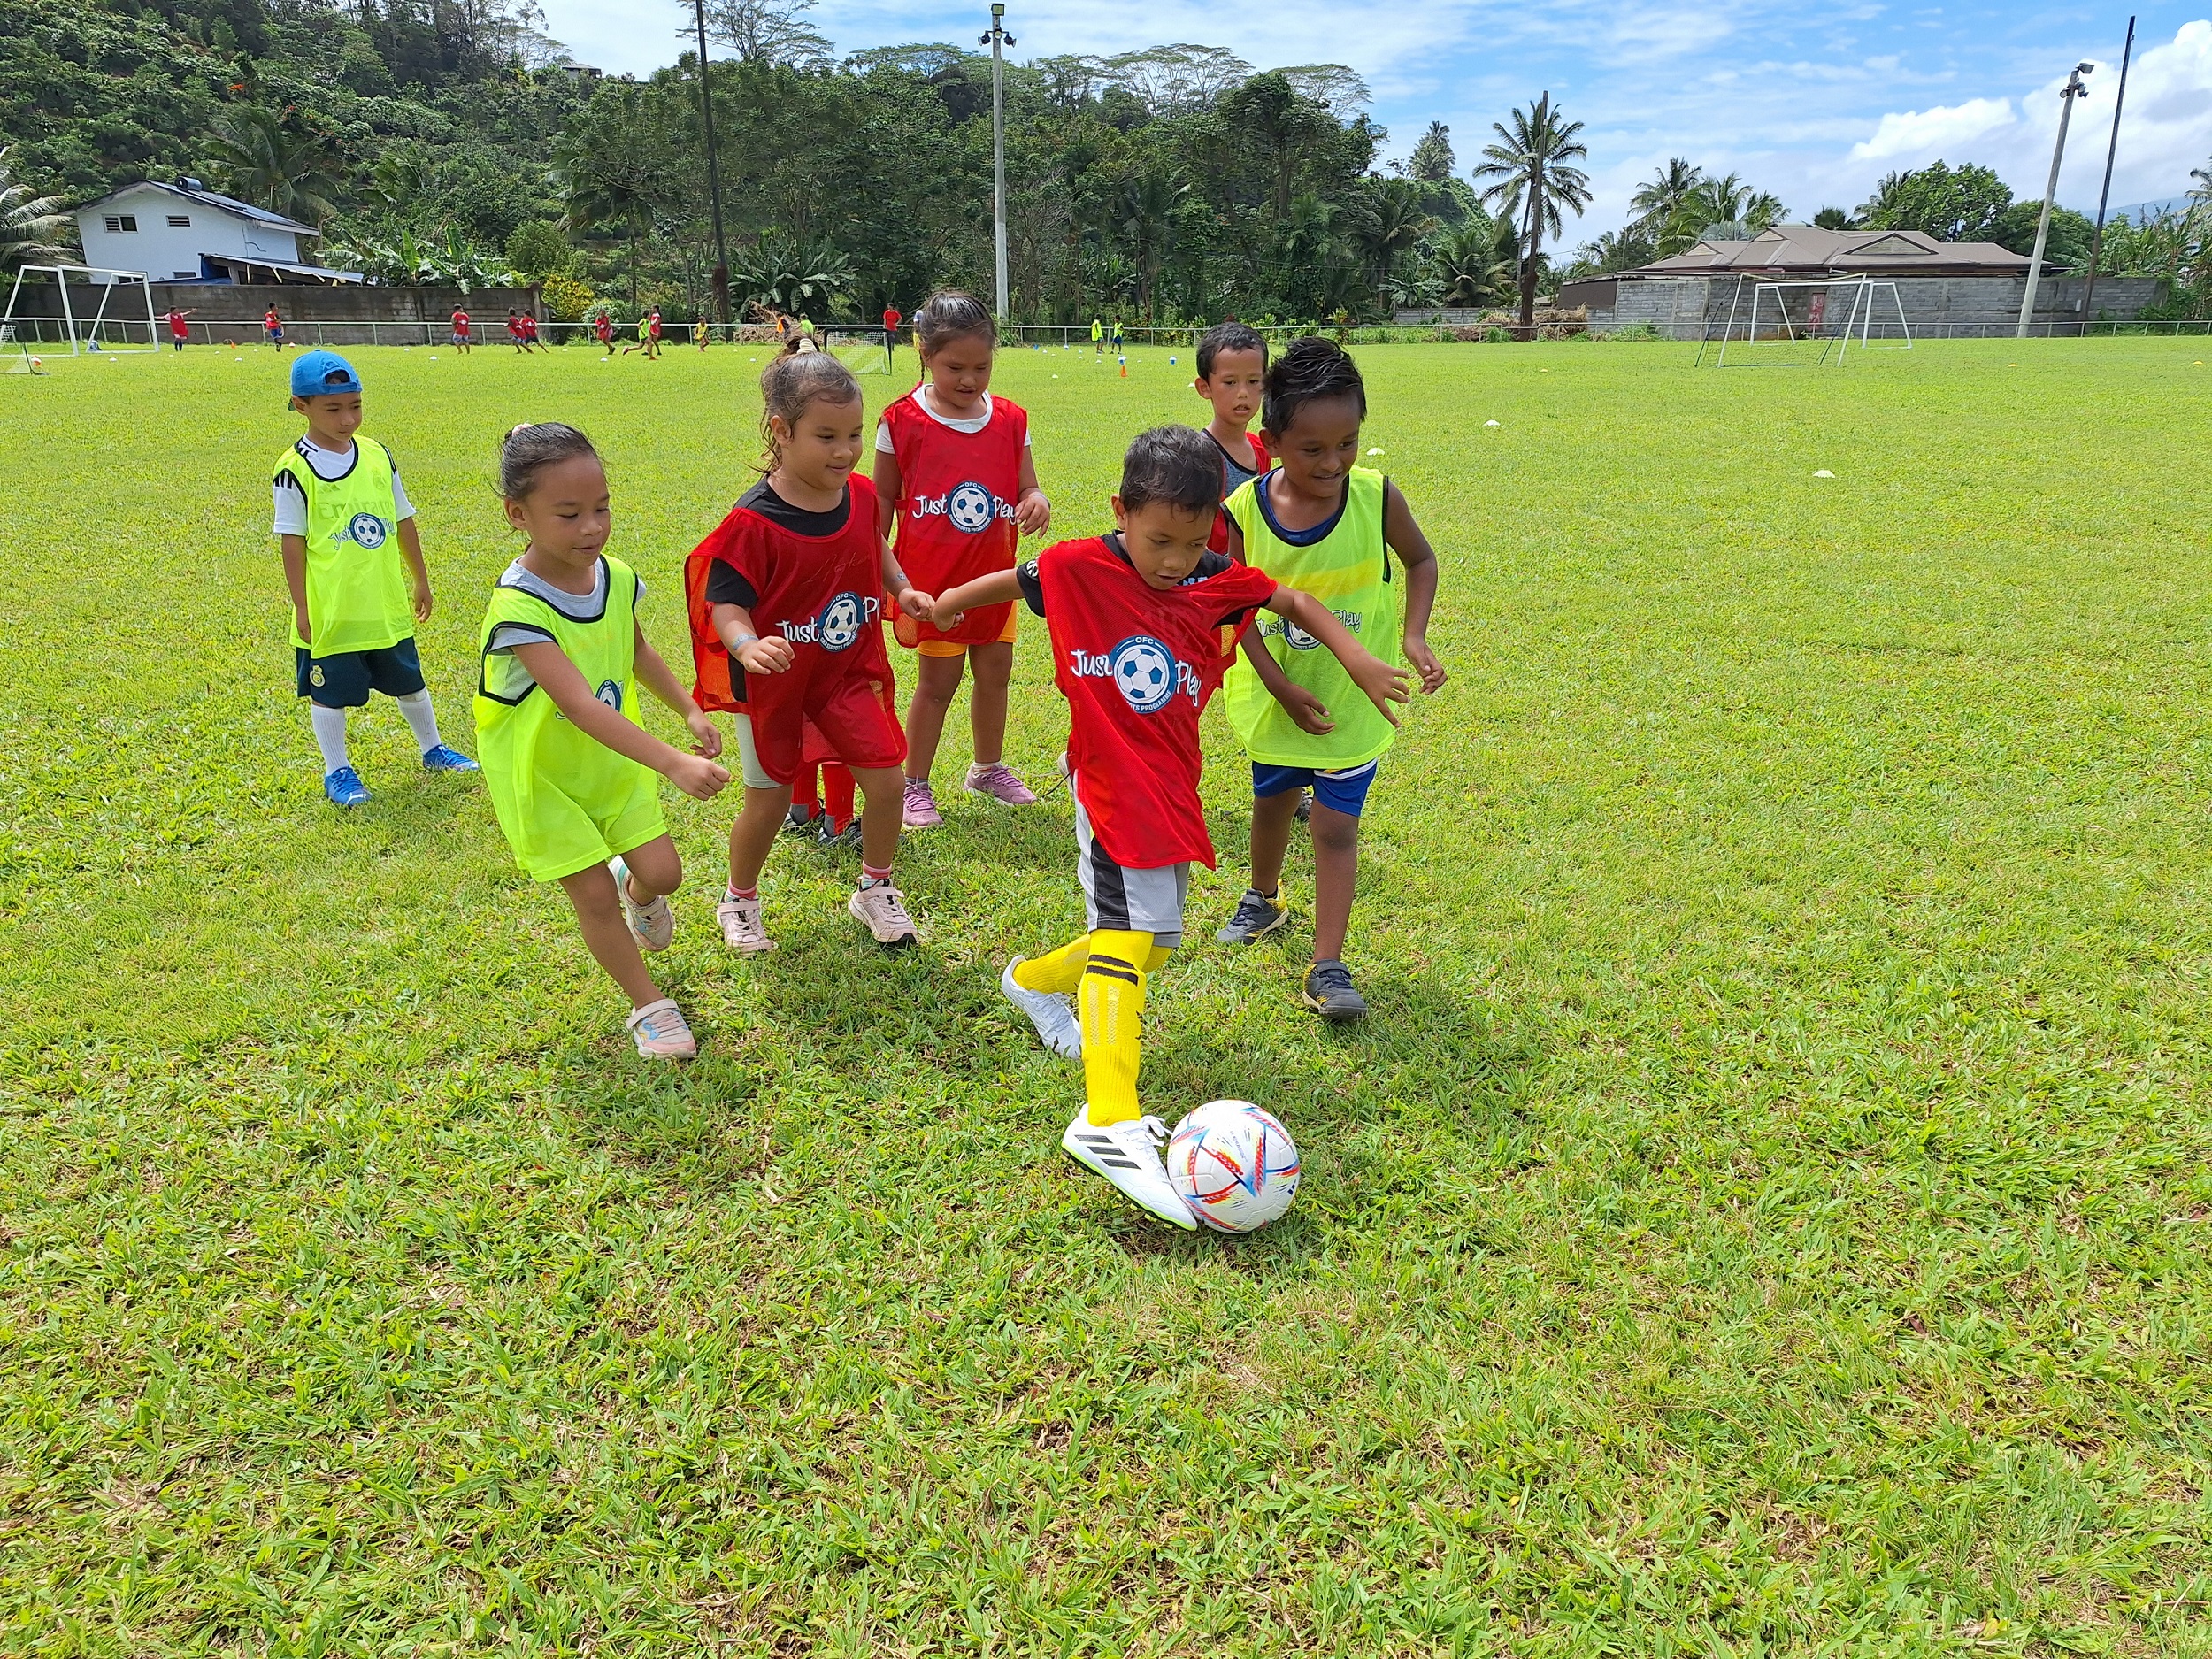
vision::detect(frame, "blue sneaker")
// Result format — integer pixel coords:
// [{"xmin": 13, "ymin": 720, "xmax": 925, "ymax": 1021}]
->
[
  {"xmin": 323, "ymin": 765, "xmax": 371, "ymax": 808},
  {"xmin": 420, "ymin": 743, "xmax": 480, "ymax": 773}
]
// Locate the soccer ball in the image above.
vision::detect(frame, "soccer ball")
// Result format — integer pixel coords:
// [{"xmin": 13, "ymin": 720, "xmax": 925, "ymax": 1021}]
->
[{"xmin": 1165, "ymin": 1100, "xmax": 1300, "ymax": 1233}]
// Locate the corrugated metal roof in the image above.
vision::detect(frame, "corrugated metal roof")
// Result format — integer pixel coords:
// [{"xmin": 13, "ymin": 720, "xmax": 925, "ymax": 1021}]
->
[
  {"xmin": 77, "ymin": 180, "xmax": 321, "ymax": 237},
  {"xmin": 1632, "ymin": 225, "xmax": 2030, "ymax": 277}
]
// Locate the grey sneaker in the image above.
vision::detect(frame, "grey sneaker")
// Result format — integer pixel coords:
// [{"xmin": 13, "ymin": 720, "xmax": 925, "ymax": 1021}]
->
[
  {"xmin": 1301, "ymin": 958, "xmax": 1368, "ymax": 1022},
  {"xmin": 783, "ymin": 803, "xmax": 824, "ymax": 835},
  {"xmin": 1217, "ymin": 888, "xmax": 1288, "ymax": 945},
  {"xmin": 816, "ymin": 817, "xmax": 864, "ymax": 850}
]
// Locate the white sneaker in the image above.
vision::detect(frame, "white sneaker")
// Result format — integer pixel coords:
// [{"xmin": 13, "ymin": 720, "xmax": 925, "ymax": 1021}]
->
[
  {"xmin": 610, "ymin": 856, "xmax": 673, "ymax": 952},
  {"xmin": 1002, "ymin": 958, "xmax": 1079, "ymax": 1059},
  {"xmin": 848, "ymin": 881, "xmax": 918, "ymax": 948},
  {"xmin": 1060, "ymin": 1110, "xmax": 1198, "ymax": 1230},
  {"xmin": 626, "ymin": 998, "xmax": 696, "ymax": 1059},
  {"xmin": 716, "ymin": 893, "xmax": 774, "ymax": 953}
]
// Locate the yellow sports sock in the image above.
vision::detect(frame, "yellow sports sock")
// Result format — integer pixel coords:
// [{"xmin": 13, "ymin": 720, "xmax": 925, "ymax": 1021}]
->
[
  {"xmin": 1144, "ymin": 942, "xmax": 1174, "ymax": 972},
  {"xmin": 1013, "ymin": 932, "xmax": 1089, "ymax": 994},
  {"xmin": 1079, "ymin": 930, "xmax": 1153, "ymax": 1126}
]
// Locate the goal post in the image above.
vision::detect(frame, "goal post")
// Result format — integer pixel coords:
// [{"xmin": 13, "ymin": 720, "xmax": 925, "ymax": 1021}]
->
[
  {"xmin": 2, "ymin": 265, "xmax": 163, "ymax": 354},
  {"xmin": 1696, "ymin": 274, "xmax": 1912, "ymax": 366},
  {"xmin": 825, "ymin": 327, "xmax": 891, "ymax": 375}
]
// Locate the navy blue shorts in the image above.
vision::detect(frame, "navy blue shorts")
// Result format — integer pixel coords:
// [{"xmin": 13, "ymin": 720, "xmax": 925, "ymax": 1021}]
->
[
  {"xmin": 296, "ymin": 638, "xmax": 425, "ymax": 708},
  {"xmin": 1252, "ymin": 757, "xmax": 1380, "ymax": 818}
]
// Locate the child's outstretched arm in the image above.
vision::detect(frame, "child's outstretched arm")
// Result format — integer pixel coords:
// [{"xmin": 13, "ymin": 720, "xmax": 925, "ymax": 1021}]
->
[
  {"xmin": 1225, "ymin": 518, "xmax": 1333, "ymax": 733},
  {"xmin": 1263, "ymin": 587, "xmax": 1411, "ymax": 726},
  {"xmin": 633, "ymin": 625, "xmax": 725, "ymax": 764},
  {"xmin": 710, "ymin": 600, "xmax": 795, "ymax": 676},
  {"xmin": 1384, "ymin": 480, "xmax": 1447, "ymax": 693},
  {"xmin": 510, "ymin": 637, "xmax": 730, "ymax": 801},
  {"xmin": 930, "ymin": 568, "xmax": 1022, "ymax": 631}
]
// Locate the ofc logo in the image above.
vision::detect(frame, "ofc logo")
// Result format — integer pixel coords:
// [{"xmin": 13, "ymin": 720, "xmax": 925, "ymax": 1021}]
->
[
  {"xmin": 777, "ymin": 591, "xmax": 879, "ymax": 651},
  {"xmin": 342, "ymin": 511, "xmax": 388, "ymax": 550},
  {"xmin": 1070, "ymin": 634, "xmax": 1195, "ymax": 714},
  {"xmin": 595, "ymin": 679, "xmax": 623, "ymax": 711}
]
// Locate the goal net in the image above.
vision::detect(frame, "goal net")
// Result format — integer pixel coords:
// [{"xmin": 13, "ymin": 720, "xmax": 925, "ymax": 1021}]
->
[
  {"xmin": 1696, "ymin": 276, "xmax": 1914, "ymax": 367},
  {"xmin": 824, "ymin": 328, "xmax": 891, "ymax": 375},
  {"xmin": 2, "ymin": 265, "xmax": 164, "ymax": 355}
]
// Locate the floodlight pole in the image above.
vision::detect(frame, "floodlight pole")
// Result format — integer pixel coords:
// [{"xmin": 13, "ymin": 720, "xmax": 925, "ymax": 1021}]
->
[
  {"xmin": 2079, "ymin": 15, "xmax": 2136, "ymax": 336},
  {"xmin": 981, "ymin": 4, "xmax": 1014, "ymax": 321},
  {"xmin": 692, "ymin": 0, "xmax": 732, "ymax": 325},
  {"xmin": 2016, "ymin": 62, "xmax": 2093, "ymax": 339}
]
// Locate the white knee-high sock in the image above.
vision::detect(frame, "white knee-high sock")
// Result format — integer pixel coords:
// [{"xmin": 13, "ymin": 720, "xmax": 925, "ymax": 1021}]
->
[
  {"xmin": 394, "ymin": 688, "xmax": 442, "ymax": 753},
  {"xmin": 310, "ymin": 703, "xmax": 349, "ymax": 772}
]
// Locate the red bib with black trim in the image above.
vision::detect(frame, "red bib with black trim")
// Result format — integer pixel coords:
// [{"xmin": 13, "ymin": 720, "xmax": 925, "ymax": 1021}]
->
[
  {"xmin": 1037, "ymin": 536, "xmax": 1279, "ymax": 870},
  {"xmin": 882, "ymin": 388, "xmax": 1026, "ymax": 647}
]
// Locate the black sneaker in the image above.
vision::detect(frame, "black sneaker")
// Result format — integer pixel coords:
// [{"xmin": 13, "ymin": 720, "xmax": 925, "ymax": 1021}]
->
[
  {"xmin": 1216, "ymin": 888, "xmax": 1288, "ymax": 945},
  {"xmin": 1294, "ymin": 789, "xmax": 1313, "ymax": 823},
  {"xmin": 816, "ymin": 817, "xmax": 864, "ymax": 850},
  {"xmin": 783, "ymin": 803, "xmax": 824, "ymax": 835},
  {"xmin": 1301, "ymin": 958, "xmax": 1368, "ymax": 1022}
]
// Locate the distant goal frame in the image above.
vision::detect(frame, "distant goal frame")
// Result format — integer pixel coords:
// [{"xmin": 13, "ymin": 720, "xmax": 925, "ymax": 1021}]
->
[
  {"xmin": 2, "ymin": 265, "xmax": 163, "ymax": 356},
  {"xmin": 1695, "ymin": 274, "xmax": 1914, "ymax": 367}
]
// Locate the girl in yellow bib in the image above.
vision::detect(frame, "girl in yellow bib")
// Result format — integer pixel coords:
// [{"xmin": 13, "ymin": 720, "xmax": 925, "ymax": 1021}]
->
[
  {"xmin": 1216, "ymin": 338, "xmax": 1449, "ymax": 1021},
  {"xmin": 474, "ymin": 423, "xmax": 732, "ymax": 1058}
]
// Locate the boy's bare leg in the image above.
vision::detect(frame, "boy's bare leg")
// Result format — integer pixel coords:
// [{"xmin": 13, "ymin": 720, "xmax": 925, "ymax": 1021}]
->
[
  {"xmin": 966, "ymin": 639, "xmax": 1013, "ymax": 767},
  {"xmin": 1247, "ymin": 787, "xmax": 1304, "ymax": 901},
  {"xmin": 557, "ymin": 864, "xmax": 661, "ymax": 1008},
  {"xmin": 902, "ymin": 650, "xmax": 967, "ymax": 782},
  {"xmin": 727, "ymin": 783, "xmax": 795, "ymax": 891},
  {"xmin": 1307, "ymin": 803, "xmax": 1360, "ymax": 963}
]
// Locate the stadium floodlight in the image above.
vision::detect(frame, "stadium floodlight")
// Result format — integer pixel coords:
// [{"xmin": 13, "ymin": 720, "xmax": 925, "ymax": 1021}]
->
[
  {"xmin": 1, "ymin": 265, "xmax": 162, "ymax": 356},
  {"xmin": 981, "ymin": 4, "xmax": 1015, "ymax": 321},
  {"xmin": 2017, "ymin": 60, "xmax": 2094, "ymax": 339}
]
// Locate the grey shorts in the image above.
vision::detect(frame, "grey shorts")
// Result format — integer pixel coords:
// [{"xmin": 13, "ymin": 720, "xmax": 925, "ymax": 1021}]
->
[
  {"xmin": 730, "ymin": 712, "xmax": 778, "ymax": 790},
  {"xmin": 1074, "ymin": 779, "xmax": 1187, "ymax": 946}
]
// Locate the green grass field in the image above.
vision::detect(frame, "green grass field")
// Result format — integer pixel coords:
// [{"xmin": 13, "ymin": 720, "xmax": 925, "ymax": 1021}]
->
[{"xmin": 4, "ymin": 334, "xmax": 2211, "ymax": 1655}]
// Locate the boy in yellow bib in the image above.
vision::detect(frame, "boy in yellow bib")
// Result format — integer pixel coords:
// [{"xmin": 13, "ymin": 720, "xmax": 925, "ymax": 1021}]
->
[
  {"xmin": 1216, "ymin": 337, "xmax": 1449, "ymax": 1019},
  {"xmin": 274, "ymin": 350, "xmax": 479, "ymax": 807}
]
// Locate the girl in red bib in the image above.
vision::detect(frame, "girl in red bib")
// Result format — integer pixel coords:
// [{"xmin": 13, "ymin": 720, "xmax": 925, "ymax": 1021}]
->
[
  {"xmin": 686, "ymin": 353, "xmax": 936, "ymax": 952},
  {"xmin": 872, "ymin": 288, "xmax": 1052, "ymax": 828}
]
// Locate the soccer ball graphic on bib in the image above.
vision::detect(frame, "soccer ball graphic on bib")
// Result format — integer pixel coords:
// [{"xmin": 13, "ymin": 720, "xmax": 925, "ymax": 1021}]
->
[
  {"xmin": 1110, "ymin": 635, "xmax": 1177, "ymax": 713},
  {"xmin": 817, "ymin": 591, "xmax": 865, "ymax": 651},
  {"xmin": 1281, "ymin": 618, "xmax": 1320, "ymax": 650},
  {"xmin": 1165, "ymin": 1100, "xmax": 1301, "ymax": 1233},
  {"xmin": 947, "ymin": 481, "xmax": 995, "ymax": 534},
  {"xmin": 346, "ymin": 511, "xmax": 388, "ymax": 549},
  {"xmin": 594, "ymin": 679, "xmax": 623, "ymax": 711}
]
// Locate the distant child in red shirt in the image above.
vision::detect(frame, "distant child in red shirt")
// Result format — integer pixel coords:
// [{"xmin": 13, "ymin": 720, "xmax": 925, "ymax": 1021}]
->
[
  {"xmin": 881, "ymin": 301, "xmax": 902, "ymax": 369},
  {"xmin": 165, "ymin": 308, "xmax": 194, "ymax": 351},
  {"xmin": 264, "ymin": 306, "xmax": 284, "ymax": 349},
  {"xmin": 595, "ymin": 311, "xmax": 616, "ymax": 355},
  {"xmin": 450, "ymin": 307, "xmax": 472, "ymax": 352},
  {"xmin": 1193, "ymin": 321, "xmax": 1271, "ymax": 553},
  {"xmin": 873, "ymin": 288, "xmax": 1050, "ymax": 828},
  {"xmin": 686, "ymin": 352, "xmax": 936, "ymax": 953},
  {"xmin": 519, "ymin": 312, "xmax": 544, "ymax": 352},
  {"xmin": 930, "ymin": 426, "xmax": 1408, "ymax": 1229}
]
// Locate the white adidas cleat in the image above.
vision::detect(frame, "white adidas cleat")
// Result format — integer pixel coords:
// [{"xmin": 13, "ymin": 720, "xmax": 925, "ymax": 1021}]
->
[
  {"xmin": 1060, "ymin": 1110, "xmax": 1198, "ymax": 1230},
  {"xmin": 1002, "ymin": 958, "xmax": 1079, "ymax": 1059}
]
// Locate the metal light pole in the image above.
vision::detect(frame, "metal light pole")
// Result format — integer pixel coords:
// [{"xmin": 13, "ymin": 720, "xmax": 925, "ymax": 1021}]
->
[
  {"xmin": 692, "ymin": 0, "xmax": 731, "ymax": 324},
  {"xmin": 2016, "ymin": 61, "xmax": 2093, "ymax": 339},
  {"xmin": 2080, "ymin": 17, "xmax": 2136, "ymax": 335},
  {"xmin": 980, "ymin": 4, "xmax": 1014, "ymax": 320}
]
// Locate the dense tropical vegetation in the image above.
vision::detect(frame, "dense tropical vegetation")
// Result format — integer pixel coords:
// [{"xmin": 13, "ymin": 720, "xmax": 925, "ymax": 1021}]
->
[{"xmin": 1, "ymin": 0, "xmax": 2204, "ymax": 321}]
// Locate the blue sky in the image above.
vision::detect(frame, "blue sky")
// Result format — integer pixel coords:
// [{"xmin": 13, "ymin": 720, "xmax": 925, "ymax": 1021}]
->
[{"xmin": 539, "ymin": 2, "xmax": 2212, "ymax": 242}]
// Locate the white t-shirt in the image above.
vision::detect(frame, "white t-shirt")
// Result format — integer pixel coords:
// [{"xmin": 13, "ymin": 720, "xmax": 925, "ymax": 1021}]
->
[
  {"xmin": 272, "ymin": 436, "xmax": 415, "ymax": 536},
  {"xmin": 873, "ymin": 386, "xmax": 1033, "ymax": 453}
]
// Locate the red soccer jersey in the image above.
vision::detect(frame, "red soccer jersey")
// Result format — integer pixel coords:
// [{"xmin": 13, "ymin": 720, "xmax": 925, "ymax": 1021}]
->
[
  {"xmin": 594, "ymin": 316, "xmax": 613, "ymax": 342},
  {"xmin": 452, "ymin": 310, "xmax": 470, "ymax": 334},
  {"xmin": 883, "ymin": 306, "xmax": 902, "ymax": 330},
  {"xmin": 165, "ymin": 311, "xmax": 187, "ymax": 339},
  {"xmin": 1030, "ymin": 536, "xmax": 1278, "ymax": 870},
  {"xmin": 881, "ymin": 388, "xmax": 1027, "ymax": 647},
  {"xmin": 684, "ymin": 473, "xmax": 904, "ymax": 782},
  {"xmin": 520, "ymin": 314, "xmax": 540, "ymax": 340},
  {"xmin": 1208, "ymin": 431, "xmax": 1271, "ymax": 557}
]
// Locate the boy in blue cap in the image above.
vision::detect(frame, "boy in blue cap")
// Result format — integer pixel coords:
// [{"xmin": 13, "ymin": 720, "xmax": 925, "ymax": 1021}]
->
[{"xmin": 274, "ymin": 350, "xmax": 479, "ymax": 806}]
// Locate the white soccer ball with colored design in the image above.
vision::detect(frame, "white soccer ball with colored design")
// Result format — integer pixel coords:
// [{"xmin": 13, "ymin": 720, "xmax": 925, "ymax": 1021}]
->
[{"xmin": 1165, "ymin": 1100, "xmax": 1300, "ymax": 1233}]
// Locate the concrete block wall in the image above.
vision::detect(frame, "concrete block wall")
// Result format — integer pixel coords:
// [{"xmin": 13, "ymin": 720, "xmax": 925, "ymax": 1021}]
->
[{"xmin": 1583, "ymin": 275, "xmax": 2167, "ymax": 338}]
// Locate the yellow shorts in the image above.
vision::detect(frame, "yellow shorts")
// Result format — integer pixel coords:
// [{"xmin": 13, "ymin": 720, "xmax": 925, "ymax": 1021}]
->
[{"xmin": 910, "ymin": 608, "xmax": 1018, "ymax": 657}]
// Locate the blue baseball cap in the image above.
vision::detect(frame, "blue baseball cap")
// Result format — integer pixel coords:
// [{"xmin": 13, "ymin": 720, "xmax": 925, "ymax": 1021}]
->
[{"xmin": 289, "ymin": 349, "xmax": 362, "ymax": 400}]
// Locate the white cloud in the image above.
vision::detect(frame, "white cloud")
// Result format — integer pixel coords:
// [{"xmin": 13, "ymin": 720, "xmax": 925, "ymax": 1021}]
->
[{"xmin": 1849, "ymin": 96, "xmax": 2015, "ymax": 160}]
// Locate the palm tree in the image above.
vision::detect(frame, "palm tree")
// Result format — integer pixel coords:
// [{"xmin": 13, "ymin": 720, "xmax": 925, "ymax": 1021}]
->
[
  {"xmin": 1665, "ymin": 173, "xmax": 1787, "ymax": 249},
  {"xmin": 557, "ymin": 139, "xmax": 670, "ymax": 307},
  {"xmin": 2193, "ymin": 158, "xmax": 2212, "ymax": 204},
  {"xmin": 1471, "ymin": 91, "xmax": 1593, "ymax": 337},
  {"xmin": 0, "ymin": 148, "xmax": 72, "ymax": 273},
  {"xmin": 1356, "ymin": 178, "xmax": 1438, "ymax": 316},
  {"xmin": 1429, "ymin": 219, "xmax": 1513, "ymax": 307},
  {"xmin": 204, "ymin": 104, "xmax": 345, "ymax": 227},
  {"xmin": 1629, "ymin": 157, "xmax": 1702, "ymax": 235},
  {"xmin": 1118, "ymin": 167, "xmax": 1187, "ymax": 319}
]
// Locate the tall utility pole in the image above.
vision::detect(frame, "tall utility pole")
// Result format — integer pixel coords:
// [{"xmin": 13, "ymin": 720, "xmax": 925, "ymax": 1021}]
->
[
  {"xmin": 980, "ymin": 4, "xmax": 1014, "ymax": 320},
  {"xmin": 2080, "ymin": 17, "xmax": 2137, "ymax": 334},
  {"xmin": 692, "ymin": 0, "xmax": 731, "ymax": 324},
  {"xmin": 2016, "ymin": 61, "xmax": 2093, "ymax": 339}
]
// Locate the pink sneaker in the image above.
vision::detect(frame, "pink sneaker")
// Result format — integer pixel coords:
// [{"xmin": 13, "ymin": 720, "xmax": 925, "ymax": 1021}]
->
[
  {"xmin": 902, "ymin": 778, "xmax": 942, "ymax": 829},
  {"xmin": 626, "ymin": 998, "xmax": 697, "ymax": 1059},
  {"xmin": 964, "ymin": 761, "xmax": 1037, "ymax": 806}
]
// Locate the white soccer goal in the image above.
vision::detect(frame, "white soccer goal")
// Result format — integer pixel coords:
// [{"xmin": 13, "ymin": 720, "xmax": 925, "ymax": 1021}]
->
[
  {"xmin": 825, "ymin": 328, "xmax": 891, "ymax": 375},
  {"xmin": 1696, "ymin": 275, "xmax": 1914, "ymax": 367},
  {"xmin": 2, "ymin": 265, "xmax": 163, "ymax": 355}
]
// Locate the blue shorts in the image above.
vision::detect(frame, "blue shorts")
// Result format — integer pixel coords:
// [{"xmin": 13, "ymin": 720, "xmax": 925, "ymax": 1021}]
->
[
  {"xmin": 296, "ymin": 638, "xmax": 426, "ymax": 708},
  {"xmin": 1252, "ymin": 757, "xmax": 1379, "ymax": 818}
]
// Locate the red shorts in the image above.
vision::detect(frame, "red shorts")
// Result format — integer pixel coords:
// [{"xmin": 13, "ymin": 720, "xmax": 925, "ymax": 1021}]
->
[{"xmin": 741, "ymin": 672, "xmax": 904, "ymax": 787}]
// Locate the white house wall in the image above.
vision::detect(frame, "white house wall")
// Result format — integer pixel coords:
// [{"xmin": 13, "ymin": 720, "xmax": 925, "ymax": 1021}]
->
[{"xmin": 74, "ymin": 185, "xmax": 305, "ymax": 283}]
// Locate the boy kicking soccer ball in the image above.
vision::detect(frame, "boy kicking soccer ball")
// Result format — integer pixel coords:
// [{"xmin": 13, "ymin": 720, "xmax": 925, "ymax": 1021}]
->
[
  {"xmin": 273, "ymin": 350, "xmax": 478, "ymax": 806},
  {"xmin": 931, "ymin": 426, "xmax": 1409, "ymax": 1228}
]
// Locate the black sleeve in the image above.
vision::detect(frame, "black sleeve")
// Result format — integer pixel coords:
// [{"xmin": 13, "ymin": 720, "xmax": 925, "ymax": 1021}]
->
[
  {"xmin": 1015, "ymin": 559, "xmax": 1046, "ymax": 617},
  {"xmin": 703, "ymin": 561, "xmax": 757, "ymax": 608}
]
